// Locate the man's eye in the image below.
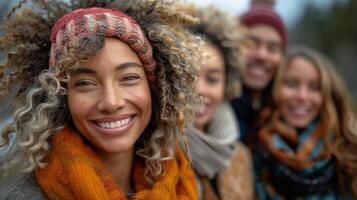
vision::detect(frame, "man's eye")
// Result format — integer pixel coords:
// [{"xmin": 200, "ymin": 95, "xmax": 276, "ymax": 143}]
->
[
  {"xmin": 268, "ymin": 44, "xmax": 281, "ymax": 54},
  {"xmin": 245, "ymin": 38, "xmax": 258, "ymax": 49}
]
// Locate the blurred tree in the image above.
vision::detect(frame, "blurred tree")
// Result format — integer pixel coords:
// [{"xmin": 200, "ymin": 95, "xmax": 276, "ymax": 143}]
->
[{"xmin": 290, "ymin": 0, "xmax": 357, "ymax": 101}]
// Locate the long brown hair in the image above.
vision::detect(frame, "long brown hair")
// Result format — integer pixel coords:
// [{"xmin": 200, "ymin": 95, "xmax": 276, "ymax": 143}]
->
[{"xmin": 265, "ymin": 45, "xmax": 357, "ymax": 196}]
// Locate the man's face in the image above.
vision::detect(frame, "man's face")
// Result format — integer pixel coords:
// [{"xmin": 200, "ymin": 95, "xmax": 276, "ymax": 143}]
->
[{"xmin": 241, "ymin": 24, "xmax": 283, "ymax": 91}]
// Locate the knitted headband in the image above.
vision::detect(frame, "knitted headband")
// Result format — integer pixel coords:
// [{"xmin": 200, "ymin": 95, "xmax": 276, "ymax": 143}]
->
[
  {"xmin": 49, "ymin": 7, "xmax": 157, "ymax": 83},
  {"xmin": 241, "ymin": 3, "xmax": 287, "ymax": 49}
]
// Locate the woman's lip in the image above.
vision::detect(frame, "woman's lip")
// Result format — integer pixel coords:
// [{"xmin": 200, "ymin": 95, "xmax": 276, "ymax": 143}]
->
[
  {"xmin": 194, "ymin": 106, "xmax": 209, "ymax": 117},
  {"xmin": 91, "ymin": 115, "xmax": 135, "ymax": 137}
]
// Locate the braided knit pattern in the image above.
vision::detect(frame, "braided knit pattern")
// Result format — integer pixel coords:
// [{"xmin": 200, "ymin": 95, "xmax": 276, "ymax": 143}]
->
[
  {"xmin": 35, "ymin": 127, "xmax": 198, "ymax": 200},
  {"xmin": 49, "ymin": 7, "xmax": 157, "ymax": 83}
]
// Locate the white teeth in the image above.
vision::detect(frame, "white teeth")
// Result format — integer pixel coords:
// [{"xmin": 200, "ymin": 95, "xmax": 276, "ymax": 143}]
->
[
  {"xmin": 97, "ymin": 117, "xmax": 131, "ymax": 129},
  {"xmin": 194, "ymin": 104, "xmax": 208, "ymax": 116},
  {"xmin": 249, "ymin": 65, "xmax": 266, "ymax": 76},
  {"xmin": 291, "ymin": 107, "xmax": 309, "ymax": 115},
  {"xmin": 115, "ymin": 121, "xmax": 121, "ymax": 127}
]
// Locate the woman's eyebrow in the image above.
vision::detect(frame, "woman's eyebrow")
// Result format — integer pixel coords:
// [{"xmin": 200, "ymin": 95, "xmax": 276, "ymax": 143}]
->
[
  {"xmin": 115, "ymin": 62, "xmax": 143, "ymax": 71},
  {"xmin": 207, "ymin": 68, "xmax": 224, "ymax": 74},
  {"xmin": 69, "ymin": 67, "xmax": 96, "ymax": 76},
  {"xmin": 69, "ymin": 62, "xmax": 143, "ymax": 76}
]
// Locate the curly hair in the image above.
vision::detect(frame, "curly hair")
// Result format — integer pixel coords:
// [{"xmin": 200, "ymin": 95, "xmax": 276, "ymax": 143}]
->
[
  {"xmin": 268, "ymin": 46, "xmax": 357, "ymax": 197},
  {"xmin": 0, "ymin": 0, "xmax": 201, "ymax": 183},
  {"xmin": 183, "ymin": 5, "xmax": 246, "ymax": 101}
]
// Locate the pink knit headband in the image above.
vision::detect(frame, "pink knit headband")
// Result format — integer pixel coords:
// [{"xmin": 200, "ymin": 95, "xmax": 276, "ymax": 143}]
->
[{"xmin": 49, "ymin": 7, "xmax": 157, "ymax": 83}]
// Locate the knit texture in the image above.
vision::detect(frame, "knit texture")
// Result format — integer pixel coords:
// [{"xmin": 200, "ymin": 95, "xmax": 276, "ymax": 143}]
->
[
  {"xmin": 35, "ymin": 127, "xmax": 198, "ymax": 200},
  {"xmin": 50, "ymin": 7, "xmax": 157, "ymax": 84},
  {"xmin": 258, "ymin": 120, "xmax": 330, "ymax": 170},
  {"xmin": 199, "ymin": 143, "xmax": 254, "ymax": 200},
  {"xmin": 256, "ymin": 120, "xmax": 339, "ymax": 199},
  {"xmin": 186, "ymin": 102, "xmax": 238, "ymax": 179},
  {"xmin": 186, "ymin": 103, "xmax": 254, "ymax": 200},
  {"xmin": 241, "ymin": 3, "xmax": 287, "ymax": 48}
]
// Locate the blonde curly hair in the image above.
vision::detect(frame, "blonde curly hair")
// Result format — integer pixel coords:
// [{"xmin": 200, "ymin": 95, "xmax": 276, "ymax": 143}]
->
[
  {"xmin": 184, "ymin": 5, "xmax": 246, "ymax": 100},
  {"xmin": 0, "ymin": 0, "xmax": 201, "ymax": 183}
]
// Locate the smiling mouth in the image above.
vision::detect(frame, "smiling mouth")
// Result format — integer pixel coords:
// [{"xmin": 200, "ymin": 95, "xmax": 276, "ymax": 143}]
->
[
  {"xmin": 247, "ymin": 64, "xmax": 270, "ymax": 78},
  {"xmin": 288, "ymin": 107, "xmax": 312, "ymax": 117},
  {"xmin": 195, "ymin": 104, "xmax": 209, "ymax": 117},
  {"xmin": 292, "ymin": 108, "xmax": 308, "ymax": 114},
  {"xmin": 95, "ymin": 117, "xmax": 132, "ymax": 129}
]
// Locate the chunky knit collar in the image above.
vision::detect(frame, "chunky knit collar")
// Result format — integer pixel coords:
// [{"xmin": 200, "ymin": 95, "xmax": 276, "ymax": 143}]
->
[{"xmin": 35, "ymin": 127, "xmax": 198, "ymax": 200}]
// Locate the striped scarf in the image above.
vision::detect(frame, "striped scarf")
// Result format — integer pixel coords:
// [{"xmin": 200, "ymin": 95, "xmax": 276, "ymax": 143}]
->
[
  {"xmin": 258, "ymin": 120, "xmax": 331, "ymax": 171},
  {"xmin": 256, "ymin": 120, "xmax": 339, "ymax": 199}
]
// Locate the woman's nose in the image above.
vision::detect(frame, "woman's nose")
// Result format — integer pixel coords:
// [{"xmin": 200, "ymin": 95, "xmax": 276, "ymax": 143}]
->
[
  {"xmin": 297, "ymin": 86, "xmax": 309, "ymax": 101},
  {"xmin": 97, "ymin": 85, "xmax": 125, "ymax": 113}
]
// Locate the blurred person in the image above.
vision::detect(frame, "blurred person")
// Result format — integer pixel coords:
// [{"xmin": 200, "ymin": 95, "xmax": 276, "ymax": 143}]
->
[
  {"xmin": 184, "ymin": 6, "xmax": 254, "ymax": 200},
  {"xmin": 0, "ymin": 0, "xmax": 202, "ymax": 199},
  {"xmin": 230, "ymin": 2, "xmax": 287, "ymax": 144},
  {"xmin": 254, "ymin": 45, "xmax": 357, "ymax": 199}
]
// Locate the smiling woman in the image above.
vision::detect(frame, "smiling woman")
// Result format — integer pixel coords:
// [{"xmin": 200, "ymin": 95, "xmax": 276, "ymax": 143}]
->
[
  {"xmin": 278, "ymin": 55, "xmax": 323, "ymax": 129},
  {"xmin": 67, "ymin": 38, "xmax": 152, "ymax": 155},
  {"xmin": 181, "ymin": 5, "xmax": 254, "ymax": 200},
  {"xmin": 255, "ymin": 45, "xmax": 357, "ymax": 199},
  {"xmin": 0, "ymin": 1, "xmax": 201, "ymax": 199}
]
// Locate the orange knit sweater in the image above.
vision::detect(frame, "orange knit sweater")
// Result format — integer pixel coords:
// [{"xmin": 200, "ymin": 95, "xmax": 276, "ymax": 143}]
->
[{"xmin": 35, "ymin": 127, "xmax": 198, "ymax": 200}]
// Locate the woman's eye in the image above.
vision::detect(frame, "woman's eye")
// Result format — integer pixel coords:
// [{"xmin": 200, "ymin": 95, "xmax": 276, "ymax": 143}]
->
[
  {"xmin": 206, "ymin": 76, "xmax": 219, "ymax": 84},
  {"xmin": 123, "ymin": 75, "xmax": 139, "ymax": 82},
  {"xmin": 309, "ymin": 82, "xmax": 321, "ymax": 92},
  {"xmin": 74, "ymin": 80, "xmax": 95, "ymax": 87},
  {"xmin": 284, "ymin": 79, "xmax": 298, "ymax": 88}
]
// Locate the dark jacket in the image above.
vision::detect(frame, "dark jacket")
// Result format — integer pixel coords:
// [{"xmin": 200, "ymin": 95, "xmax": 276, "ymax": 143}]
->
[{"xmin": 230, "ymin": 91, "xmax": 257, "ymax": 143}]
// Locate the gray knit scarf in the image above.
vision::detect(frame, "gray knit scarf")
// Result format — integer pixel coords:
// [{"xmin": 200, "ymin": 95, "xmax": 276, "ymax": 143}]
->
[{"xmin": 186, "ymin": 102, "xmax": 239, "ymax": 179}]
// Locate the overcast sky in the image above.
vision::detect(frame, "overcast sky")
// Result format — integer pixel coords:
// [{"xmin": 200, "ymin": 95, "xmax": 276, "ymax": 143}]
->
[{"xmin": 185, "ymin": 0, "xmax": 339, "ymax": 28}]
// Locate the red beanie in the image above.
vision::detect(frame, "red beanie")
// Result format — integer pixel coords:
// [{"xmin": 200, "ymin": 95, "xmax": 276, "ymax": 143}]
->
[{"xmin": 241, "ymin": 3, "xmax": 287, "ymax": 49}]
